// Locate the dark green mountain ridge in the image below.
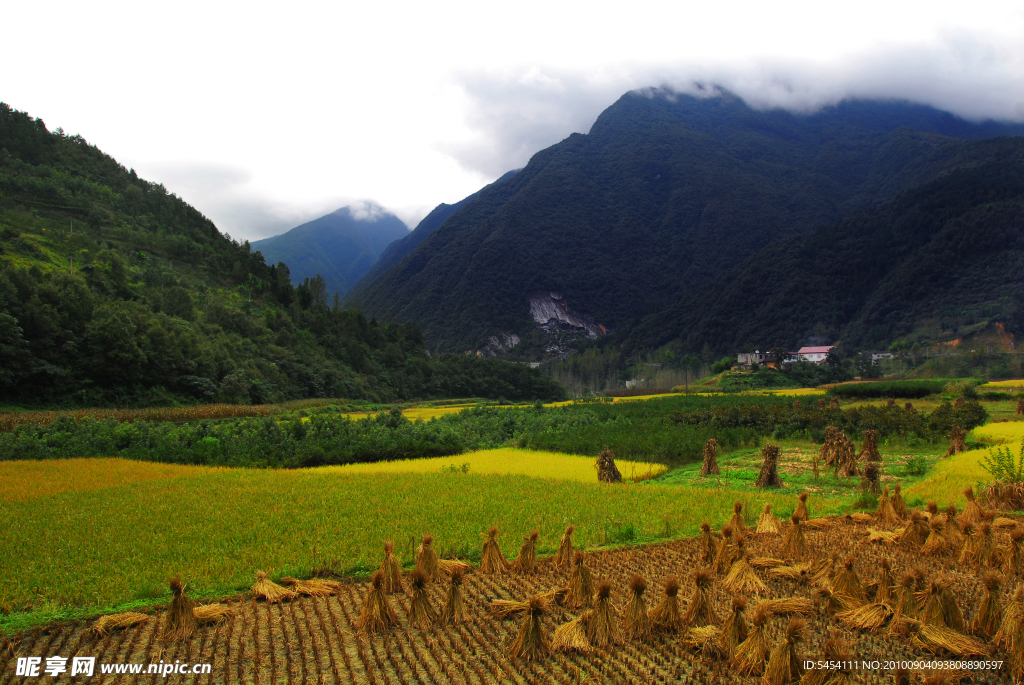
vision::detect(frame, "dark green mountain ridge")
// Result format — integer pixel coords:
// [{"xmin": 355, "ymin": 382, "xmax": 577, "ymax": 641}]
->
[{"xmin": 351, "ymin": 88, "xmax": 1024, "ymax": 354}]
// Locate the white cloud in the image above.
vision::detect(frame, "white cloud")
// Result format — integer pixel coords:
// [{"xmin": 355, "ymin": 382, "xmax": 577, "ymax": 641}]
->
[{"xmin": 1, "ymin": 0, "xmax": 1021, "ymax": 240}]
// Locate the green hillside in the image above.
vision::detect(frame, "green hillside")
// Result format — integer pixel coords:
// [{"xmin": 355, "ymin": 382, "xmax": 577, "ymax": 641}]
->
[
  {"xmin": 0, "ymin": 103, "xmax": 565, "ymax": 406},
  {"xmin": 350, "ymin": 89, "xmax": 1024, "ymax": 354}
]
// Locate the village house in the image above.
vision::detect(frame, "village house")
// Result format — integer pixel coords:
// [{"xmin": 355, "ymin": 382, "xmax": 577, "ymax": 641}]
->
[{"xmin": 796, "ymin": 346, "xmax": 833, "ymax": 363}]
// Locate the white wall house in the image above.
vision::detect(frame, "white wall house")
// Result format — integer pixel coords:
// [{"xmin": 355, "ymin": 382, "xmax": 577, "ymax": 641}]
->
[{"xmin": 797, "ymin": 346, "xmax": 833, "ymax": 363}]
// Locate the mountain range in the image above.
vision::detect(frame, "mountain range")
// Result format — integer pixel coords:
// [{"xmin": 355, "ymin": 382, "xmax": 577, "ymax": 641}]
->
[{"xmin": 345, "ymin": 87, "xmax": 1024, "ymax": 356}]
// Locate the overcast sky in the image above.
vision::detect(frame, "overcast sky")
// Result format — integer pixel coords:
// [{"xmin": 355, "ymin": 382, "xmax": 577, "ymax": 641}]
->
[{"xmin": 4, "ymin": 0, "xmax": 1024, "ymax": 241}]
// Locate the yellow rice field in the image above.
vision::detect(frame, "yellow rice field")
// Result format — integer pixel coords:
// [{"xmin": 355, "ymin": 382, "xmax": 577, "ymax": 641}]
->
[
  {"xmin": 743, "ymin": 388, "xmax": 827, "ymax": 397},
  {"xmin": 981, "ymin": 379, "xmax": 1024, "ymax": 390},
  {"xmin": 330, "ymin": 448, "xmax": 667, "ymax": 482}
]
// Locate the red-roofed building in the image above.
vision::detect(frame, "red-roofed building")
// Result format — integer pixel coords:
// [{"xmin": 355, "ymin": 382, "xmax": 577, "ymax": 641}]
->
[{"xmin": 796, "ymin": 346, "xmax": 833, "ymax": 364}]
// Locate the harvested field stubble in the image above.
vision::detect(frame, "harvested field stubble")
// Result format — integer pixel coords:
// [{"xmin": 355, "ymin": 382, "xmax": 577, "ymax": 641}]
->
[{"xmin": 5, "ymin": 513, "xmax": 1022, "ymax": 684}]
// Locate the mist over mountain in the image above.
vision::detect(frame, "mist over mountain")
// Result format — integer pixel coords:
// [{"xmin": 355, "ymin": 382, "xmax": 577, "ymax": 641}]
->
[
  {"xmin": 253, "ymin": 203, "xmax": 409, "ymax": 297},
  {"xmin": 350, "ymin": 87, "xmax": 1024, "ymax": 354}
]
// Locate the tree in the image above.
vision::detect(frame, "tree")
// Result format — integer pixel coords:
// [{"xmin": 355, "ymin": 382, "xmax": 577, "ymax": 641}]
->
[{"xmin": 0, "ymin": 314, "xmax": 32, "ymax": 387}]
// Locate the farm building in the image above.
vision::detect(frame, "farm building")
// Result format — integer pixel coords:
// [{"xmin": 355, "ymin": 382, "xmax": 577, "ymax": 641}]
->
[{"xmin": 796, "ymin": 345, "xmax": 833, "ymax": 363}]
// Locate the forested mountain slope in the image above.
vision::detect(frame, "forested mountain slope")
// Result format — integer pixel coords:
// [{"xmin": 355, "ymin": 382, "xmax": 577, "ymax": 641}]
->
[
  {"xmin": 0, "ymin": 103, "xmax": 565, "ymax": 405},
  {"xmin": 352, "ymin": 88, "xmax": 1024, "ymax": 353}
]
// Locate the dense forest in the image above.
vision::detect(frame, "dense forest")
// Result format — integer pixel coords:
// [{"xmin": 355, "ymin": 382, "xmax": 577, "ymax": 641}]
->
[
  {"xmin": 349, "ymin": 89, "xmax": 1024, "ymax": 354},
  {"xmin": 0, "ymin": 103, "xmax": 565, "ymax": 406}
]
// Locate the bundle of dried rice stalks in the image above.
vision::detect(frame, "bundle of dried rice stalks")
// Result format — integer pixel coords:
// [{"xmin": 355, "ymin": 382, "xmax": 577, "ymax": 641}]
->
[
  {"xmin": 279, "ymin": 577, "xmax": 340, "ymax": 597},
  {"xmin": 622, "ymin": 575, "xmax": 651, "ymax": 639},
  {"xmin": 723, "ymin": 550, "xmax": 768, "ymax": 596},
  {"xmin": 437, "ymin": 558, "xmax": 471, "ymax": 576},
  {"xmin": 507, "ymin": 596, "xmax": 549, "ymax": 660},
  {"xmin": 943, "ymin": 505, "xmax": 964, "ymax": 546},
  {"xmin": 802, "ymin": 631, "xmax": 854, "ymax": 685},
  {"xmin": 813, "ymin": 585, "xmax": 858, "ymax": 616},
  {"xmin": 865, "ymin": 528, "xmax": 899, "ymax": 545},
  {"xmin": 922, "ymin": 518, "xmax": 950, "ymax": 556},
  {"xmin": 857, "ymin": 429, "xmax": 881, "ymax": 462},
  {"xmin": 586, "ymin": 581, "xmax": 620, "ymax": 648},
  {"xmin": 916, "ymin": 575, "xmax": 965, "ymax": 632},
  {"xmin": 870, "ymin": 560, "xmax": 896, "ymax": 604},
  {"xmin": 721, "ymin": 596, "xmax": 748, "ymax": 657},
  {"xmin": 379, "ymin": 542, "xmax": 405, "ymax": 593},
  {"xmin": 875, "ymin": 485, "xmax": 901, "ymax": 525},
  {"xmin": 651, "ymin": 577, "xmax": 684, "ymax": 633},
  {"xmin": 714, "ymin": 524, "xmax": 737, "ymax": 575},
  {"xmin": 768, "ymin": 562, "xmax": 812, "ymax": 586},
  {"xmin": 755, "ymin": 443, "xmax": 784, "ymax": 488},
  {"xmin": 490, "ymin": 598, "xmax": 533, "ymax": 620},
  {"xmin": 782, "ymin": 515, "xmax": 808, "ymax": 559},
  {"xmin": 407, "ymin": 568, "xmax": 437, "ymax": 630},
  {"xmin": 751, "ymin": 556, "xmax": 788, "ymax": 569},
  {"xmin": 994, "ymin": 585, "xmax": 1024, "ymax": 681},
  {"xmin": 554, "ymin": 525, "xmax": 576, "ymax": 569},
  {"xmin": 551, "ymin": 614, "xmax": 593, "ymax": 653},
  {"xmin": 480, "ymin": 527, "xmax": 509, "ymax": 574},
  {"xmin": 892, "ymin": 482, "xmax": 909, "ymax": 519},
  {"xmin": 1019, "ymin": 396, "xmax": 1024, "ymax": 416},
  {"xmin": 92, "ymin": 612, "xmax": 149, "ymax": 635},
  {"xmin": 700, "ymin": 438, "xmax": 720, "ymax": 476},
  {"xmin": 510, "ymin": 531, "xmax": 539, "ymax": 574},
  {"xmin": 803, "ymin": 518, "xmax": 833, "ymax": 530},
  {"xmin": 358, "ymin": 570, "xmax": 399, "ymax": 635},
  {"xmin": 1001, "ymin": 528, "xmax": 1024, "ymax": 576},
  {"xmin": 699, "ymin": 522, "xmax": 717, "ymax": 564},
  {"xmin": 833, "ymin": 431, "xmax": 859, "ymax": 478},
  {"xmin": 595, "ymin": 446, "xmax": 623, "ymax": 483},
  {"xmin": 416, "ymin": 534, "xmax": 439, "ymax": 578},
  {"xmin": 729, "ymin": 501, "xmax": 747, "ymax": 533},
  {"xmin": 757, "ymin": 504, "xmax": 782, "ymax": 535},
  {"xmin": 846, "ymin": 512, "xmax": 873, "ymax": 524},
  {"xmin": 899, "ymin": 511, "xmax": 930, "ymax": 548},
  {"xmin": 164, "ymin": 578, "xmax": 196, "ymax": 642},
  {"xmin": 995, "ymin": 516, "xmax": 1019, "ymax": 529},
  {"xmin": 820, "ymin": 426, "xmax": 842, "ymax": 466},
  {"xmin": 911, "ymin": 624, "xmax": 986, "ymax": 656},
  {"xmin": 836, "ymin": 601, "xmax": 893, "ymax": 632},
  {"xmin": 830, "ymin": 397, "xmax": 840, "ymax": 409},
  {"xmin": 959, "ymin": 522, "xmax": 995, "ymax": 567},
  {"xmin": 961, "ymin": 487, "xmax": 983, "ymax": 526},
  {"xmin": 193, "ymin": 603, "xmax": 232, "ymax": 625},
  {"xmin": 684, "ymin": 568, "xmax": 721, "ymax": 626},
  {"xmin": 732, "ymin": 604, "xmax": 772, "ymax": 676},
  {"xmin": 251, "ymin": 570, "xmax": 297, "ymax": 603},
  {"xmin": 888, "ymin": 572, "xmax": 919, "ymax": 636},
  {"xmin": 440, "ymin": 567, "xmax": 468, "ymax": 625},
  {"xmin": 763, "ymin": 618, "xmax": 807, "ymax": 685},
  {"xmin": 565, "ymin": 552, "xmax": 595, "ymax": 609},
  {"xmin": 759, "ymin": 597, "xmax": 815, "ymax": 617},
  {"xmin": 973, "ymin": 570, "xmax": 1003, "ymax": 638},
  {"xmin": 943, "ymin": 425, "xmax": 967, "ymax": 458},
  {"xmin": 686, "ymin": 625, "xmax": 726, "ymax": 661},
  {"xmin": 811, "ymin": 554, "xmax": 839, "ymax": 587}
]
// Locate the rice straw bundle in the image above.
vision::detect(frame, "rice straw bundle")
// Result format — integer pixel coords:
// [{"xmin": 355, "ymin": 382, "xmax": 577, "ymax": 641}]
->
[
  {"xmin": 757, "ymin": 504, "xmax": 781, "ymax": 535},
  {"xmin": 714, "ymin": 524, "xmax": 736, "ymax": 575},
  {"xmin": 164, "ymin": 578, "xmax": 196, "ymax": 642},
  {"xmin": 875, "ymin": 485, "xmax": 901, "ymax": 525},
  {"xmin": 700, "ymin": 438, "xmax": 721, "ymax": 475},
  {"xmin": 480, "ymin": 527, "xmax": 509, "ymax": 574},
  {"xmin": 1001, "ymin": 528, "xmax": 1024, "ymax": 576},
  {"xmin": 782, "ymin": 515, "xmax": 808, "ymax": 559},
  {"xmin": 407, "ymin": 568, "xmax": 436, "ymax": 630},
  {"xmin": 651, "ymin": 577, "xmax": 684, "ymax": 633},
  {"xmin": 961, "ymin": 487, "xmax": 983, "ymax": 526},
  {"xmin": 813, "ymin": 585, "xmax": 857, "ymax": 616},
  {"xmin": 892, "ymin": 483, "xmax": 909, "ymax": 519},
  {"xmin": 916, "ymin": 575, "xmax": 965, "ymax": 632},
  {"xmin": 960, "ymin": 522, "xmax": 995, "ymax": 566},
  {"xmin": 686, "ymin": 625, "xmax": 725, "ymax": 661},
  {"xmin": 911, "ymin": 624, "xmax": 986, "ymax": 656},
  {"xmin": 729, "ymin": 501, "xmax": 747, "ymax": 533},
  {"xmin": 865, "ymin": 528, "xmax": 899, "ymax": 545},
  {"xmin": 794, "ymin": 492, "xmax": 810, "ymax": 521},
  {"xmin": 802, "ymin": 631, "xmax": 854, "ymax": 685},
  {"xmin": 699, "ymin": 522, "xmax": 717, "ymax": 564},
  {"xmin": 251, "ymin": 570, "xmax": 297, "ymax": 603},
  {"xmin": 872, "ymin": 560, "xmax": 896, "ymax": 604},
  {"xmin": 438, "ymin": 559, "xmax": 471, "ymax": 576},
  {"xmin": 564, "ymin": 552, "xmax": 595, "ymax": 609},
  {"xmin": 943, "ymin": 505, "xmax": 964, "ymax": 546},
  {"xmin": 684, "ymin": 568, "xmax": 721, "ymax": 627},
  {"xmin": 622, "ymin": 575, "xmax": 651, "ymax": 639},
  {"xmin": 803, "ymin": 518, "xmax": 833, "ymax": 530},
  {"xmin": 537, "ymin": 587, "xmax": 569, "ymax": 607},
  {"xmin": 731, "ymin": 604, "xmax": 772, "ymax": 676},
  {"xmin": 357, "ymin": 570, "xmax": 399, "ymax": 635},
  {"xmin": 379, "ymin": 542, "xmax": 404, "ymax": 593},
  {"xmin": 721, "ymin": 596, "xmax": 748, "ymax": 657},
  {"xmin": 490, "ymin": 598, "xmax": 533, "ymax": 620},
  {"xmin": 943, "ymin": 425, "xmax": 967, "ymax": 458},
  {"xmin": 554, "ymin": 525, "xmax": 575, "ymax": 569},
  {"xmin": 510, "ymin": 531, "xmax": 539, "ymax": 574},
  {"xmin": 811, "ymin": 555, "xmax": 839, "ymax": 587},
  {"xmin": 507, "ymin": 596, "xmax": 549, "ymax": 661},
  {"xmin": 768, "ymin": 562, "xmax": 812, "ymax": 586},
  {"xmin": 898, "ymin": 511, "xmax": 929, "ymax": 548},
  {"xmin": 586, "ymin": 581, "xmax": 620, "ymax": 648},
  {"xmin": 440, "ymin": 567, "xmax": 468, "ymax": 625},
  {"xmin": 751, "ymin": 556, "xmax": 787, "ymax": 569},
  {"xmin": 416, "ymin": 535, "xmax": 439, "ymax": 578},
  {"xmin": 279, "ymin": 577, "xmax": 340, "ymax": 596},
  {"xmin": 759, "ymin": 597, "xmax": 815, "ymax": 617},
  {"xmin": 193, "ymin": 603, "xmax": 232, "ymax": 625},
  {"xmin": 922, "ymin": 518, "xmax": 950, "ymax": 556},
  {"xmin": 994, "ymin": 585, "xmax": 1024, "ymax": 681},
  {"xmin": 846, "ymin": 512, "xmax": 873, "ymax": 524},
  {"xmin": 755, "ymin": 443, "xmax": 784, "ymax": 488},
  {"xmin": 762, "ymin": 618, "xmax": 807, "ymax": 685},
  {"xmin": 889, "ymin": 572, "xmax": 918, "ymax": 634},
  {"xmin": 973, "ymin": 571, "xmax": 1003, "ymax": 637},
  {"xmin": 724, "ymin": 550, "xmax": 768, "ymax": 595},
  {"xmin": 836, "ymin": 601, "xmax": 893, "ymax": 632},
  {"xmin": 92, "ymin": 612, "xmax": 149, "ymax": 635},
  {"xmin": 551, "ymin": 615, "xmax": 593, "ymax": 653},
  {"xmin": 995, "ymin": 516, "xmax": 1019, "ymax": 529}
]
